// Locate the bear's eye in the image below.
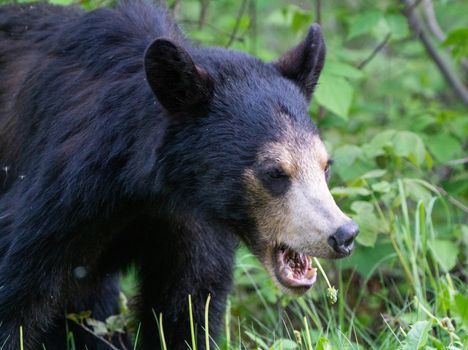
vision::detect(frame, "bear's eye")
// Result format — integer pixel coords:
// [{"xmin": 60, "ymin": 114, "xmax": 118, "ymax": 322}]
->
[
  {"xmin": 266, "ymin": 168, "xmax": 288, "ymax": 180},
  {"xmin": 261, "ymin": 167, "xmax": 291, "ymax": 196}
]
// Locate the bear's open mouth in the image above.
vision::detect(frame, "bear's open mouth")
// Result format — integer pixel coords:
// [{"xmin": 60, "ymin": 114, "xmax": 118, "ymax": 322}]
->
[{"xmin": 273, "ymin": 244, "xmax": 317, "ymax": 291}]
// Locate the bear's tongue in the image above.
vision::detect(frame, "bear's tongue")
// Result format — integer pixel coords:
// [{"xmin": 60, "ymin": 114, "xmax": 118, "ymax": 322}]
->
[{"xmin": 276, "ymin": 247, "xmax": 317, "ymax": 288}]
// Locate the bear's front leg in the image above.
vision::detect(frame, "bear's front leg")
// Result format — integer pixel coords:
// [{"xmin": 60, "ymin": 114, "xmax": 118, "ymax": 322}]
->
[
  {"xmin": 0, "ymin": 223, "xmax": 117, "ymax": 350},
  {"xmin": 0, "ymin": 185, "xmax": 119, "ymax": 349},
  {"xmin": 138, "ymin": 220, "xmax": 237, "ymax": 350},
  {"xmin": 0, "ymin": 237, "xmax": 74, "ymax": 349}
]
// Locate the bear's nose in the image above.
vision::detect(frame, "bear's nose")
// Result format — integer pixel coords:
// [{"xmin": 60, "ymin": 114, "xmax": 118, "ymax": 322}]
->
[{"xmin": 328, "ymin": 221, "xmax": 359, "ymax": 256}]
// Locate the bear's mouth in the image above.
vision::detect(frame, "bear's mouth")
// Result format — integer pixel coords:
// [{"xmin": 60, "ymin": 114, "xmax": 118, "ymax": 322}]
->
[{"xmin": 273, "ymin": 244, "xmax": 317, "ymax": 293}]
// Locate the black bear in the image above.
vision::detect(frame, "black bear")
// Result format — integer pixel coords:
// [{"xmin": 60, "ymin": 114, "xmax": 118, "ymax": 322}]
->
[{"xmin": 0, "ymin": 1, "xmax": 359, "ymax": 349}]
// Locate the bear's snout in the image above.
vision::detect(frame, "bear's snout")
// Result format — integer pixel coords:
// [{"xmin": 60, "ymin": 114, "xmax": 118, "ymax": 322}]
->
[{"xmin": 327, "ymin": 220, "xmax": 359, "ymax": 257}]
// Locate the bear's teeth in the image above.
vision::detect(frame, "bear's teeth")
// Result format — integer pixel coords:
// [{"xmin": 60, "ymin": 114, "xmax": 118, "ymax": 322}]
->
[
  {"xmin": 283, "ymin": 268, "xmax": 293, "ymax": 280},
  {"xmin": 300, "ymin": 254, "xmax": 306, "ymax": 266},
  {"xmin": 306, "ymin": 256, "xmax": 312, "ymax": 268}
]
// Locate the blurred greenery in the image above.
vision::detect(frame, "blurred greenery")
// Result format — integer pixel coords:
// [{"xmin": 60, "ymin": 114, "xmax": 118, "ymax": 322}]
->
[{"xmin": 3, "ymin": 0, "xmax": 467, "ymax": 348}]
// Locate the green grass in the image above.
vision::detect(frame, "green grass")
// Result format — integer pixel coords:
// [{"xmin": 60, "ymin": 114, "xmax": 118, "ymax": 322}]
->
[
  {"xmin": 213, "ymin": 190, "xmax": 467, "ymax": 350},
  {"xmin": 112, "ymin": 188, "xmax": 465, "ymax": 350},
  {"xmin": 114, "ymin": 188, "xmax": 466, "ymax": 350}
]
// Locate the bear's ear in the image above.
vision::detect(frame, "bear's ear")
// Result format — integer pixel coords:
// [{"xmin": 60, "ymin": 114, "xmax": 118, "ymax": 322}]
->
[
  {"xmin": 144, "ymin": 39, "xmax": 214, "ymax": 114},
  {"xmin": 274, "ymin": 24, "xmax": 326, "ymax": 101}
]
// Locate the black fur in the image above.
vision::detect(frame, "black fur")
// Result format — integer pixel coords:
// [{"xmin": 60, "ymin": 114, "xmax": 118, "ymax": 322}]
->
[{"xmin": 0, "ymin": 1, "xmax": 325, "ymax": 349}]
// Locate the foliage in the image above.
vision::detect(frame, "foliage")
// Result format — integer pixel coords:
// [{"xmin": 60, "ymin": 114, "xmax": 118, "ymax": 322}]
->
[{"xmin": 3, "ymin": 0, "xmax": 467, "ymax": 348}]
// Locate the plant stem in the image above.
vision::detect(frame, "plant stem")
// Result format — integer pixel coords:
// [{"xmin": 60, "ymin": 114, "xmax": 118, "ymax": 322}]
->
[
  {"xmin": 189, "ymin": 295, "xmax": 197, "ymax": 350},
  {"xmin": 205, "ymin": 294, "xmax": 211, "ymax": 350}
]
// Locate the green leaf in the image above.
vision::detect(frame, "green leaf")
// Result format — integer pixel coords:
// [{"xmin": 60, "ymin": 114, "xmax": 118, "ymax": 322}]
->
[
  {"xmin": 245, "ymin": 331, "xmax": 269, "ymax": 349},
  {"xmin": 86, "ymin": 319, "xmax": 109, "ymax": 336},
  {"xmin": 316, "ymin": 337, "xmax": 332, "ymax": 350},
  {"xmin": 106, "ymin": 315, "xmax": 126, "ymax": 333},
  {"xmin": 426, "ymin": 134, "xmax": 462, "ymax": 163},
  {"xmin": 270, "ymin": 5, "xmax": 312, "ymax": 32},
  {"xmin": 371, "ymin": 181, "xmax": 391, "ymax": 193},
  {"xmin": 428, "ymin": 239, "xmax": 459, "ymax": 272},
  {"xmin": 350, "ymin": 201, "xmax": 382, "ymax": 246},
  {"xmin": 348, "ymin": 11, "xmax": 383, "ymax": 39},
  {"xmin": 333, "ymin": 145, "xmax": 362, "ymax": 166},
  {"xmin": 333, "ymin": 145, "xmax": 361, "ymax": 175},
  {"xmin": 399, "ymin": 321, "xmax": 431, "ymax": 350},
  {"xmin": 385, "ymin": 14, "xmax": 409, "ymax": 39},
  {"xmin": 331, "ymin": 186, "xmax": 371, "ymax": 197},
  {"xmin": 363, "ymin": 130, "xmax": 397, "ymax": 158},
  {"xmin": 454, "ymin": 293, "xmax": 468, "ymax": 331},
  {"xmin": 442, "ymin": 27, "xmax": 468, "ymax": 61},
  {"xmin": 404, "ymin": 179, "xmax": 433, "ymax": 204},
  {"xmin": 337, "ymin": 243, "xmax": 395, "ymax": 279},
  {"xmin": 332, "ymin": 145, "xmax": 373, "ymax": 181},
  {"xmin": 360, "ymin": 169, "xmax": 387, "ymax": 179},
  {"xmin": 325, "ymin": 61, "xmax": 364, "ymax": 80},
  {"xmin": 271, "ymin": 339, "xmax": 298, "ymax": 350},
  {"xmin": 48, "ymin": 0, "xmax": 74, "ymax": 4},
  {"xmin": 393, "ymin": 131, "xmax": 426, "ymax": 166},
  {"xmin": 66, "ymin": 311, "xmax": 92, "ymax": 324},
  {"xmin": 290, "ymin": 7, "xmax": 313, "ymax": 33},
  {"xmin": 314, "ymin": 73, "xmax": 354, "ymax": 120}
]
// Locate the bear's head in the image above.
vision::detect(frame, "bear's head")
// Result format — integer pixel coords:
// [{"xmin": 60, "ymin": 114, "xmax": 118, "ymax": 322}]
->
[{"xmin": 144, "ymin": 24, "xmax": 359, "ymax": 295}]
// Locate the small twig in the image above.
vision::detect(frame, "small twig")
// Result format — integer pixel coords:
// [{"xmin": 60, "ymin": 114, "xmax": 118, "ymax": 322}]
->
[
  {"xmin": 414, "ymin": 296, "xmax": 461, "ymax": 341},
  {"xmin": 198, "ymin": 0, "xmax": 210, "ymax": 29},
  {"xmin": 249, "ymin": 0, "xmax": 257, "ymax": 55},
  {"xmin": 118, "ymin": 334, "xmax": 129, "ymax": 350},
  {"xmin": 225, "ymin": 0, "xmax": 248, "ymax": 47},
  {"xmin": 358, "ymin": 33, "xmax": 392, "ymax": 69},
  {"xmin": 73, "ymin": 323, "xmax": 121, "ymax": 350},
  {"xmin": 435, "ymin": 185, "xmax": 468, "ymax": 214},
  {"xmin": 421, "ymin": 0, "xmax": 468, "ymax": 71},
  {"xmin": 180, "ymin": 20, "xmax": 244, "ymax": 42},
  {"xmin": 406, "ymin": 0, "xmax": 424, "ymax": 12},
  {"xmin": 421, "ymin": 0, "xmax": 445, "ymax": 41},
  {"xmin": 169, "ymin": 0, "xmax": 181, "ymax": 18},
  {"xmin": 445, "ymin": 157, "xmax": 468, "ymax": 166},
  {"xmin": 401, "ymin": 0, "xmax": 468, "ymax": 105},
  {"xmin": 316, "ymin": 106, "xmax": 326, "ymax": 122},
  {"xmin": 315, "ymin": 0, "xmax": 322, "ymax": 25}
]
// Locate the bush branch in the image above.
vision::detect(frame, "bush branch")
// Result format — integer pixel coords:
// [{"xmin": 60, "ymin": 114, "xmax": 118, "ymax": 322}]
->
[
  {"xmin": 358, "ymin": 33, "xmax": 392, "ymax": 69},
  {"xmin": 225, "ymin": 0, "xmax": 248, "ymax": 47},
  {"xmin": 401, "ymin": 0, "xmax": 468, "ymax": 105},
  {"xmin": 73, "ymin": 322, "xmax": 122, "ymax": 350},
  {"xmin": 421, "ymin": 0, "xmax": 468, "ymax": 71}
]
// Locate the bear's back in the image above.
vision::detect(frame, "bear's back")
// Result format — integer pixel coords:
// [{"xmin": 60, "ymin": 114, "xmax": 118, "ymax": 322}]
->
[
  {"xmin": 0, "ymin": 1, "xmax": 182, "ymax": 193},
  {"xmin": 0, "ymin": 3, "xmax": 85, "ymax": 186}
]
